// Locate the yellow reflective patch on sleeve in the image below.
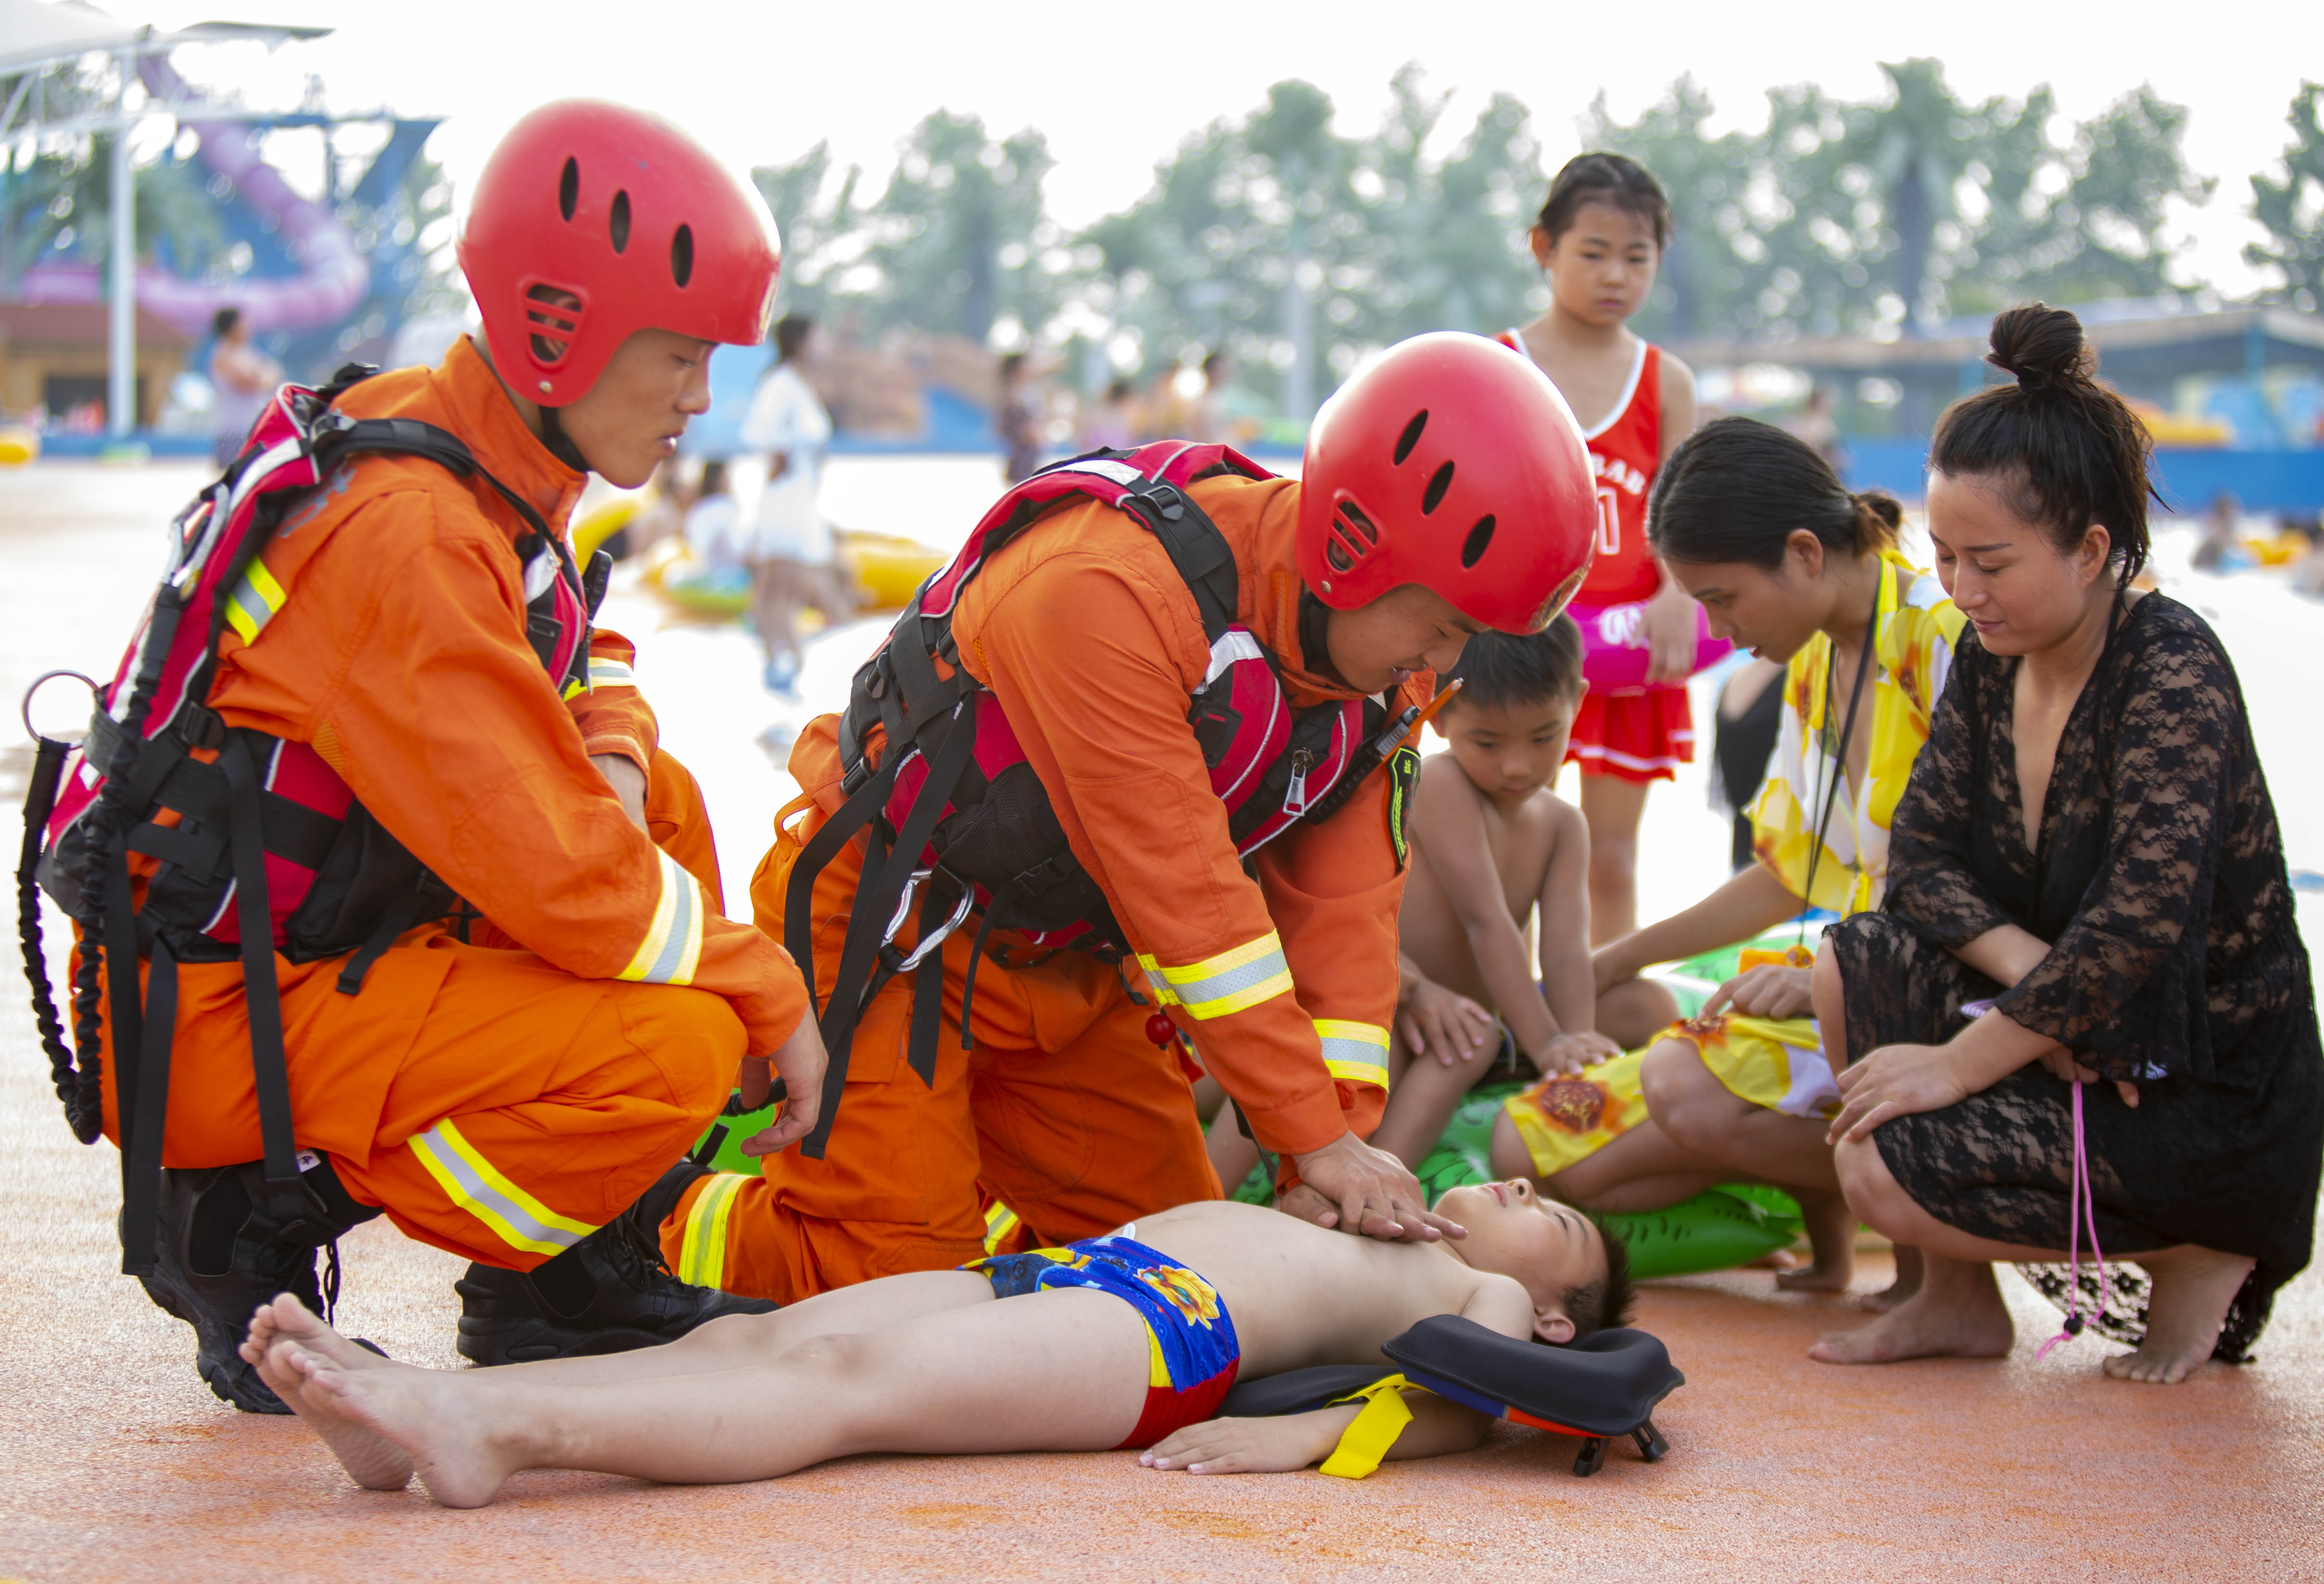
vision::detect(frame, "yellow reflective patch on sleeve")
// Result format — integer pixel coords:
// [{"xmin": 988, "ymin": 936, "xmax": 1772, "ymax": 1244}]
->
[
  {"xmin": 1147, "ymin": 932, "xmax": 1293, "ymax": 1020},
  {"xmin": 617, "ymin": 848, "xmax": 707, "ymax": 986},
  {"xmin": 223, "ymin": 557, "xmax": 287, "ymax": 645},
  {"xmin": 1316, "ymin": 1019, "xmax": 1391, "ymax": 1089}
]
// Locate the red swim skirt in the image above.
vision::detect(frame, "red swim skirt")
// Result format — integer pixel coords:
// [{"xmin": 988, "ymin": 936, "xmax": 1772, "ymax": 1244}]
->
[{"xmin": 1566, "ymin": 687, "xmax": 1695, "ymax": 784}]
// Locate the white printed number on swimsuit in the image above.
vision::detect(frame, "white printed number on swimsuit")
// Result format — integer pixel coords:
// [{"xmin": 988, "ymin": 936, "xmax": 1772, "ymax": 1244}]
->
[{"xmin": 1594, "ymin": 484, "xmax": 1621, "ymax": 557}]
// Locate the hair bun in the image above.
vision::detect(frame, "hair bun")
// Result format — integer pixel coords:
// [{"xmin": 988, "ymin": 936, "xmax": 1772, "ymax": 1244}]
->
[
  {"xmin": 1986, "ymin": 303, "xmax": 2092, "ymax": 392},
  {"xmin": 1852, "ymin": 490, "xmax": 1905, "ymax": 535}
]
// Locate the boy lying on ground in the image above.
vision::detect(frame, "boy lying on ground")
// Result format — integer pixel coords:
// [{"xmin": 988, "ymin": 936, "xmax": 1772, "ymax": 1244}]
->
[{"xmin": 240, "ymin": 1183, "xmax": 1629, "ymax": 1508}]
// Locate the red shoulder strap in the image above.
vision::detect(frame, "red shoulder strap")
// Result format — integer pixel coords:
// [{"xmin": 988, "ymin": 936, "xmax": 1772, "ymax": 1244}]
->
[{"xmin": 920, "ymin": 441, "xmax": 1274, "ymax": 618}]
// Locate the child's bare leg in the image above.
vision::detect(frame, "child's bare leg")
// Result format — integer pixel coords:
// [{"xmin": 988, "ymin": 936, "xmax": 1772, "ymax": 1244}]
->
[
  {"xmin": 1205, "ymin": 1113, "xmax": 1262, "ymax": 1191},
  {"xmin": 1861, "ymin": 1245, "xmax": 1925, "ymax": 1312},
  {"xmin": 1371, "ymin": 1037, "xmax": 1483, "ymax": 1168},
  {"xmin": 247, "ymin": 1271, "xmax": 998, "ymax": 1394},
  {"xmin": 1597, "ymin": 975, "xmax": 1679, "ymax": 1051},
  {"xmin": 263, "ymin": 1287, "xmax": 1152, "ymax": 1508},
  {"xmin": 1578, "ymin": 773, "xmax": 1650, "ymax": 943},
  {"xmin": 1780, "ymin": 1190, "xmax": 1858, "ymax": 1293}
]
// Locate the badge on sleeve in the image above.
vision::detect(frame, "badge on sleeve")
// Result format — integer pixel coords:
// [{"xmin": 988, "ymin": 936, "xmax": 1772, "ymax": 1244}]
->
[{"xmin": 1386, "ymin": 743, "xmax": 1421, "ymax": 869}]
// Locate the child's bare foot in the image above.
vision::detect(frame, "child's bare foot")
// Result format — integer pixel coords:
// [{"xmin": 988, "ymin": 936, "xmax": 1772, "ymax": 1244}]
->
[
  {"xmin": 2101, "ymin": 1247, "xmax": 2255, "ymax": 1384},
  {"xmin": 1777, "ymin": 1191, "xmax": 1856, "ymax": 1294},
  {"xmin": 1859, "ymin": 1245, "xmax": 1925, "ymax": 1312},
  {"xmin": 269, "ymin": 1337, "xmax": 516, "ymax": 1509},
  {"xmin": 243, "ymin": 1296, "xmax": 411, "ymax": 1491},
  {"xmin": 1808, "ymin": 1263, "xmax": 2012, "ymax": 1365}
]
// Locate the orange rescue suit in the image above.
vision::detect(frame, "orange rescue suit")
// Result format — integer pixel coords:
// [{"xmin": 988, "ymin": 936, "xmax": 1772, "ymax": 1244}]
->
[
  {"xmin": 95, "ymin": 337, "xmax": 808, "ymax": 1270},
  {"xmin": 665, "ymin": 472, "xmax": 1421, "ymax": 1299}
]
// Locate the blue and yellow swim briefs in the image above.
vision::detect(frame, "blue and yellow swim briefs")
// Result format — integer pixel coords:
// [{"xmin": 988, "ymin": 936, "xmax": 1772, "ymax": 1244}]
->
[{"xmin": 965, "ymin": 1233, "xmax": 1241, "ymax": 1448}]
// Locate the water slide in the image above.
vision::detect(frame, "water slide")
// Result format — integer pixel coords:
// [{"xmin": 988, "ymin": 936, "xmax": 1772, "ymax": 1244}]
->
[{"xmin": 12, "ymin": 53, "xmax": 366, "ymax": 337}]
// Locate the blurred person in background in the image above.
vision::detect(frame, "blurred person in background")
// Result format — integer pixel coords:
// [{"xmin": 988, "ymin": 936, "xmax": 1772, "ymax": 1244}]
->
[
  {"xmin": 1191, "ymin": 350, "xmax": 1234, "ymax": 443},
  {"xmin": 998, "ymin": 351, "xmax": 1044, "ymax": 483},
  {"xmin": 742, "ymin": 314, "xmax": 839, "ymax": 696},
  {"xmin": 209, "ymin": 307, "xmax": 281, "ymax": 467},
  {"xmin": 1080, "ymin": 377, "xmax": 1138, "ymax": 451}
]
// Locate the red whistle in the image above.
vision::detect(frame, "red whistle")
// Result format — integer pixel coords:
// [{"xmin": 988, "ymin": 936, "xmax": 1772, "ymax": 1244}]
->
[{"xmin": 1145, "ymin": 1012, "xmax": 1177, "ymax": 1048}]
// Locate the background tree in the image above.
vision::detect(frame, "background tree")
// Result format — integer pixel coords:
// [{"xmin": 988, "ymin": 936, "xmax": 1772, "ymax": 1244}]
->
[
  {"xmin": 859, "ymin": 111, "xmax": 1056, "ymax": 344},
  {"xmin": 752, "ymin": 140, "xmax": 866, "ymax": 325},
  {"xmin": 2247, "ymin": 82, "xmax": 2324, "ymax": 312}
]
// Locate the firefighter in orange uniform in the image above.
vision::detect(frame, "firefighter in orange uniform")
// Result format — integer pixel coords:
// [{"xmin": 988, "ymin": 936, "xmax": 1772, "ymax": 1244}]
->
[
  {"xmin": 98, "ymin": 102, "xmax": 826, "ymax": 1410},
  {"xmin": 660, "ymin": 334, "xmax": 1599, "ymax": 1300}
]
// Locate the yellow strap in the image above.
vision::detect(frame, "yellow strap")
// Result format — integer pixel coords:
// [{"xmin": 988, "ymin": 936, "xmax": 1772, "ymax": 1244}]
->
[{"xmin": 1317, "ymin": 1373, "xmax": 1416, "ymax": 1479}]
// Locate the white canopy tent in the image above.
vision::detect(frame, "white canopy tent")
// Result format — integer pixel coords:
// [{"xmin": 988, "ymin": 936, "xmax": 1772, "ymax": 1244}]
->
[{"xmin": 0, "ymin": 0, "xmax": 328, "ymax": 438}]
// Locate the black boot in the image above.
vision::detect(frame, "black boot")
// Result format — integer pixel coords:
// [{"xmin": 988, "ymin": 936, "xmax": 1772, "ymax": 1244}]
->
[
  {"xmin": 136, "ymin": 1158, "xmax": 382, "ymax": 1414},
  {"xmin": 455, "ymin": 1163, "xmax": 776, "ymax": 1367}
]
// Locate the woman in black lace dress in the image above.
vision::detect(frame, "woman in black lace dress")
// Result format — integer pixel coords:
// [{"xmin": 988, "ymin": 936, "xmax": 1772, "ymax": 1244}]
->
[{"xmin": 1809, "ymin": 305, "xmax": 2323, "ymax": 1382}]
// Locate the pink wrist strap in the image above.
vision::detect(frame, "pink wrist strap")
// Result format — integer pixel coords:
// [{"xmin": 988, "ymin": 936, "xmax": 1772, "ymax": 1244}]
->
[{"xmin": 2033, "ymin": 1078, "xmax": 2112, "ymax": 1362}]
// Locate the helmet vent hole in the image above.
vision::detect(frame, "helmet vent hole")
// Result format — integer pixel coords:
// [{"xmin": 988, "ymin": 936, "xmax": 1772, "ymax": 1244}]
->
[
  {"xmin": 670, "ymin": 224, "xmax": 695, "ymax": 288},
  {"xmin": 1393, "ymin": 410, "xmax": 1427, "ymax": 465},
  {"xmin": 1327, "ymin": 501, "xmax": 1378, "ymax": 574},
  {"xmin": 1421, "ymin": 461, "xmax": 1454, "ymax": 515},
  {"xmin": 609, "ymin": 190, "xmax": 632, "ymax": 253},
  {"xmin": 524, "ymin": 283, "xmax": 582, "ymax": 366},
  {"xmin": 1461, "ymin": 515, "xmax": 1497, "ymax": 569},
  {"xmin": 557, "ymin": 157, "xmax": 579, "ymax": 222}
]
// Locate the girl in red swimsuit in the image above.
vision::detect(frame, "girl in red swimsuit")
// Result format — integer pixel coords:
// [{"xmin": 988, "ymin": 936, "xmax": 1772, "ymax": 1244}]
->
[{"xmin": 1499, "ymin": 153, "xmax": 1706, "ymax": 943}]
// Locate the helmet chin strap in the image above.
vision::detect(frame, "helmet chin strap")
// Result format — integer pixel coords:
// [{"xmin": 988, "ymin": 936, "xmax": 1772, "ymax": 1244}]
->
[{"xmin": 536, "ymin": 402, "xmax": 593, "ymax": 475}]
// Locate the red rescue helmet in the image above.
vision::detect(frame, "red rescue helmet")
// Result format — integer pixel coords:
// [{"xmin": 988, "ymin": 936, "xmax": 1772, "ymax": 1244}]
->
[
  {"xmin": 1298, "ymin": 331, "xmax": 1595, "ymax": 633},
  {"xmin": 458, "ymin": 100, "xmax": 782, "ymax": 405}
]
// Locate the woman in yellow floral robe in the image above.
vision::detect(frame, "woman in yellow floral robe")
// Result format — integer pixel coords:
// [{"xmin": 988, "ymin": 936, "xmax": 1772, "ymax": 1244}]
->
[{"xmin": 1499, "ymin": 419, "xmax": 1963, "ymax": 1291}]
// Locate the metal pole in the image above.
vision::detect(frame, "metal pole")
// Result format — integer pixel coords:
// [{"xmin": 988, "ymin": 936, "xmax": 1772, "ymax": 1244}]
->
[{"xmin": 106, "ymin": 52, "xmax": 135, "ymax": 440}]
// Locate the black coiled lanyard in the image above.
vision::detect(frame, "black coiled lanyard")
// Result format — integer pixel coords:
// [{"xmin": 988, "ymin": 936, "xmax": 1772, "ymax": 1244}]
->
[{"xmin": 1795, "ymin": 579, "xmax": 1882, "ymax": 955}]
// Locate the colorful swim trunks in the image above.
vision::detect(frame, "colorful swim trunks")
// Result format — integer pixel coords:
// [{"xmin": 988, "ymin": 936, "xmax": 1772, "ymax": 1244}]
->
[
  {"xmin": 1503, "ymin": 1045, "xmax": 1654, "ymax": 1179},
  {"xmin": 1665, "ymin": 1013, "xmax": 1839, "ymax": 1119},
  {"xmin": 965, "ymin": 1234, "xmax": 1241, "ymax": 1449}
]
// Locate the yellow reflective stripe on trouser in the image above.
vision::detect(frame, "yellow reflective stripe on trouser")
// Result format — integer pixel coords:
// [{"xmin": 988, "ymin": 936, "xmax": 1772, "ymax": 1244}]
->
[
  {"xmin": 408, "ymin": 1117, "xmax": 599, "ymax": 1258},
  {"xmin": 982, "ymin": 1201, "xmax": 1021, "ymax": 1255},
  {"xmin": 1134, "ymin": 932, "xmax": 1293, "ymax": 1020},
  {"xmin": 222, "ymin": 558, "xmax": 287, "ymax": 645},
  {"xmin": 587, "ymin": 656, "xmax": 635, "ymax": 690},
  {"xmin": 1316, "ymin": 1019, "xmax": 1391, "ymax": 1090},
  {"xmin": 1319, "ymin": 1374, "xmax": 1418, "ymax": 1479},
  {"xmin": 618, "ymin": 847, "xmax": 707, "ymax": 986},
  {"xmin": 676, "ymin": 1171, "xmax": 748, "ymax": 1288}
]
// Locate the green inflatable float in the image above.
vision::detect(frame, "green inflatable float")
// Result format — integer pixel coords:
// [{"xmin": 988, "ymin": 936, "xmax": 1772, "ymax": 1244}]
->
[
  {"xmin": 1225, "ymin": 1083, "xmax": 1801, "ymax": 1281},
  {"xmin": 692, "ymin": 924, "xmax": 1822, "ymax": 1280}
]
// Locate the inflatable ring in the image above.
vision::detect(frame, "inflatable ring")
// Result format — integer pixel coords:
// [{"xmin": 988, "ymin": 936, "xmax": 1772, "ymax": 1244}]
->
[
  {"xmin": 572, "ymin": 497, "xmax": 641, "ymax": 560},
  {"xmin": 0, "ymin": 426, "xmax": 40, "ymax": 466}
]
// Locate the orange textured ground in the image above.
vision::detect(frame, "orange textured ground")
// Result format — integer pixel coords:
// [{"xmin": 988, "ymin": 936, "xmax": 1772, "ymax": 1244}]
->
[{"xmin": 3, "ymin": 466, "xmax": 2319, "ymax": 1580}]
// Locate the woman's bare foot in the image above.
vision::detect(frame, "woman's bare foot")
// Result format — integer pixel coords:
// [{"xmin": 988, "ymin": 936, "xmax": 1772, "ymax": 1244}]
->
[
  {"xmin": 1777, "ymin": 1192, "xmax": 1857, "ymax": 1294},
  {"xmin": 1859, "ymin": 1245, "xmax": 1925, "ymax": 1312},
  {"xmin": 268, "ymin": 1336, "xmax": 517, "ymax": 1509},
  {"xmin": 2102, "ymin": 1246, "xmax": 2255, "ymax": 1384},
  {"xmin": 242, "ymin": 1296, "xmax": 412, "ymax": 1491},
  {"xmin": 1809, "ymin": 1257, "xmax": 2013, "ymax": 1364}
]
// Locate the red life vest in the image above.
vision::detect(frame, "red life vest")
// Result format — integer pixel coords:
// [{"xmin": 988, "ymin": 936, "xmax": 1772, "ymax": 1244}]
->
[
  {"xmin": 784, "ymin": 441, "xmax": 1427, "ymax": 1157},
  {"xmin": 20, "ymin": 365, "xmax": 600, "ymax": 1270}
]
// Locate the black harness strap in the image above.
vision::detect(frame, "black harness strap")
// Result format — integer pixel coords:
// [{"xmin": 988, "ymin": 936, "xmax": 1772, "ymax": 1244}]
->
[
  {"xmin": 117, "ymin": 940, "xmax": 176, "ymax": 1277},
  {"xmin": 217, "ymin": 730, "xmax": 305, "ymax": 1225},
  {"xmin": 798, "ymin": 701, "xmax": 976, "ymax": 1159}
]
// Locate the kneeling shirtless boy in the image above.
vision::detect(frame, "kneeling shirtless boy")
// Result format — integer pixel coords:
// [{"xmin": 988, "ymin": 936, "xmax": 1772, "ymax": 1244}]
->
[{"xmin": 243, "ymin": 1180, "xmax": 1630, "ymax": 1507}]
